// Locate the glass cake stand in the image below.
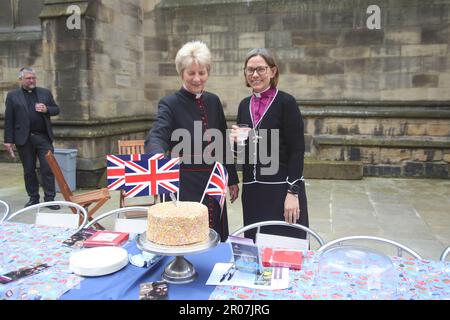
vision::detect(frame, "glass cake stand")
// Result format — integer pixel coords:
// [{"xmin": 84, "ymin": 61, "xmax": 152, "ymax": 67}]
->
[{"xmin": 136, "ymin": 229, "xmax": 219, "ymax": 284}]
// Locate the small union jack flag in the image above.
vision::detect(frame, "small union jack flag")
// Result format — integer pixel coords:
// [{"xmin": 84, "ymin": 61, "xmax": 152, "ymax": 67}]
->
[
  {"xmin": 201, "ymin": 162, "xmax": 228, "ymax": 212},
  {"xmin": 124, "ymin": 157, "xmax": 180, "ymax": 198},
  {"xmin": 106, "ymin": 154, "xmax": 149, "ymax": 191}
]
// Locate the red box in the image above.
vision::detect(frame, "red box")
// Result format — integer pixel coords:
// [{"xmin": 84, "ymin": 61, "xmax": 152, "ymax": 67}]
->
[
  {"xmin": 261, "ymin": 248, "xmax": 303, "ymax": 270},
  {"xmin": 83, "ymin": 230, "xmax": 129, "ymax": 247}
]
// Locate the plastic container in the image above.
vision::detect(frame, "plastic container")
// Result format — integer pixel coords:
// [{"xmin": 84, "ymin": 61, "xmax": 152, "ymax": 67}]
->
[
  {"xmin": 314, "ymin": 246, "xmax": 398, "ymax": 299},
  {"xmin": 53, "ymin": 148, "xmax": 77, "ymax": 192}
]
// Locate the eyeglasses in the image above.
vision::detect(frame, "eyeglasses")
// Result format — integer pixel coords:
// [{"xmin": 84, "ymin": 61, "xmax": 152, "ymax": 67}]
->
[{"xmin": 244, "ymin": 66, "xmax": 270, "ymax": 76}]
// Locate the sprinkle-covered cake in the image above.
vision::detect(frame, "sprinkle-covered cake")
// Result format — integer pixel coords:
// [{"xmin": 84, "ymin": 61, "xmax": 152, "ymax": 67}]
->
[{"xmin": 147, "ymin": 201, "xmax": 209, "ymax": 246}]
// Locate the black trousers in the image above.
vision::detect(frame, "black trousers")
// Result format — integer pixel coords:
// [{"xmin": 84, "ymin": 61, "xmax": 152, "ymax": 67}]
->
[
  {"xmin": 242, "ymin": 181, "xmax": 309, "ymax": 241},
  {"xmin": 16, "ymin": 132, "xmax": 55, "ymax": 201}
]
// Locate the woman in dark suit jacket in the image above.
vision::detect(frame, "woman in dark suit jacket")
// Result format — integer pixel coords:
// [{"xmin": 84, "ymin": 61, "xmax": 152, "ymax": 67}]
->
[
  {"xmin": 231, "ymin": 48, "xmax": 309, "ymax": 240},
  {"xmin": 145, "ymin": 41, "xmax": 239, "ymax": 241}
]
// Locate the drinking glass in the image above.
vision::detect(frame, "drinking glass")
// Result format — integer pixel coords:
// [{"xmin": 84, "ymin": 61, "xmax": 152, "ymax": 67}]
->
[{"xmin": 236, "ymin": 124, "xmax": 251, "ymax": 146}]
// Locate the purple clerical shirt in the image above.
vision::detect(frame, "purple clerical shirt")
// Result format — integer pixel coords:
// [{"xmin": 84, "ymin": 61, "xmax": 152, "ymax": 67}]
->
[{"xmin": 250, "ymin": 86, "xmax": 277, "ymax": 126}]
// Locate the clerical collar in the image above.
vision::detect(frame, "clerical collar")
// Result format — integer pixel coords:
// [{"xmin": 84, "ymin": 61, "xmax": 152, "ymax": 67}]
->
[
  {"xmin": 22, "ymin": 86, "xmax": 36, "ymax": 94},
  {"xmin": 253, "ymin": 86, "xmax": 275, "ymax": 98},
  {"xmin": 181, "ymin": 85, "xmax": 203, "ymax": 99}
]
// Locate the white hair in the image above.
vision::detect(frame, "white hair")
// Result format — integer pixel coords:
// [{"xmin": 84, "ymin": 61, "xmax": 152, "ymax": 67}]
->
[
  {"xmin": 19, "ymin": 67, "xmax": 36, "ymax": 79},
  {"xmin": 175, "ymin": 41, "xmax": 211, "ymax": 75}
]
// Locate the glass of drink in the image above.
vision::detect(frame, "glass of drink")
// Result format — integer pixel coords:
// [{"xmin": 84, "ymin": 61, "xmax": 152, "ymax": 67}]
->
[{"xmin": 236, "ymin": 124, "xmax": 251, "ymax": 146}]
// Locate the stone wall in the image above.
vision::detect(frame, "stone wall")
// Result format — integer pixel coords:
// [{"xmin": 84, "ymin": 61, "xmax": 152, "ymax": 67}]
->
[
  {"xmin": 0, "ymin": 0, "xmax": 44, "ymax": 120},
  {"xmin": 39, "ymin": 0, "xmax": 150, "ymax": 186},
  {"xmin": 147, "ymin": 0, "xmax": 450, "ymax": 178},
  {"xmin": 149, "ymin": 0, "xmax": 450, "ymax": 109},
  {"xmin": 1, "ymin": 0, "xmax": 450, "ymax": 184},
  {"xmin": 304, "ymin": 101, "xmax": 450, "ymax": 178}
]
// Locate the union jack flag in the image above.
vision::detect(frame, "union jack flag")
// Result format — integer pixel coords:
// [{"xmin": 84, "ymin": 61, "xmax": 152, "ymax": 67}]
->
[
  {"xmin": 201, "ymin": 162, "xmax": 228, "ymax": 212},
  {"xmin": 124, "ymin": 157, "xmax": 180, "ymax": 198},
  {"xmin": 106, "ymin": 154, "xmax": 153, "ymax": 191}
]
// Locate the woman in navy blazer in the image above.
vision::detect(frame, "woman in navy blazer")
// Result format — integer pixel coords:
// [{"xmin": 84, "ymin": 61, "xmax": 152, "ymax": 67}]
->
[
  {"xmin": 145, "ymin": 41, "xmax": 239, "ymax": 241},
  {"xmin": 231, "ymin": 48, "xmax": 309, "ymax": 240}
]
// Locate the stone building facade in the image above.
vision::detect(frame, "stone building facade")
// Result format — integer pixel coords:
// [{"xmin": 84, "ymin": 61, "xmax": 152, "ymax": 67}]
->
[{"xmin": 1, "ymin": 0, "xmax": 449, "ymax": 187}]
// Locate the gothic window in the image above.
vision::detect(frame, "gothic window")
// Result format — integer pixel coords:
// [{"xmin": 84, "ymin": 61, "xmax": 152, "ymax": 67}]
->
[{"xmin": 0, "ymin": 0, "xmax": 44, "ymax": 31}]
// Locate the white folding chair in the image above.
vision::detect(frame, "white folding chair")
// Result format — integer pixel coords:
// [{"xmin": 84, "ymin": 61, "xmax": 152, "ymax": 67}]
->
[
  {"xmin": 440, "ymin": 246, "xmax": 450, "ymax": 262},
  {"xmin": 6, "ymin": 201, "xmax": 88, "ymax": 232},
  {"xmin": 84, "ymin": 207, "xmax": 148, "ymax": 234},
  {"xmin": 231, "ymin": 220, "xmax": 325, "ymax": 249},
  {"xmin": 0, "ymin": 200, "xmax": 10, "ymax": 224},
  {"xmin": 317, "ymin": 236, "xmax": 422, "ymax": 260}
]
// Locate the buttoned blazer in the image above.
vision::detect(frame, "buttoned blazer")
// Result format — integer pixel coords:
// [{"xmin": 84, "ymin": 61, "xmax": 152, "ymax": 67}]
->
[
  {"xmin": 145, "ymin": 89, "xmax": 239, "ymax": 186},
  {"xmin": 4, "ymin": 87, "xmax": 59, "ymax": 145},
  {"xmin": 237, "ymin": 90, "xmax": 305, "ymax": 186}
]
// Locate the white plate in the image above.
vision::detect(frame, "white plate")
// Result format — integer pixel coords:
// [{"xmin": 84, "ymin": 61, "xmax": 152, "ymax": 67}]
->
[{"xmin": 69, "ymin": 246, "xmax": 129, "ymax": 276}]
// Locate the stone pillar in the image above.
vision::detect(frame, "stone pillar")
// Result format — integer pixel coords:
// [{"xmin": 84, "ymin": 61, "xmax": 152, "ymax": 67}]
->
[
  {"xmin": 0, "ymin": 0, "xmax": 44, "ymax": 162},
  {"xmin": 40, "ymin": 0, "xmax": 149, "ymax": 187}
]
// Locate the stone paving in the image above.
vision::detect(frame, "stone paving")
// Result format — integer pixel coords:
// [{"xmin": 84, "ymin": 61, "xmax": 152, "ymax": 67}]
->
[{"xmin": 1, "ymin": 162, "xmax": 449, "ymax": 260}]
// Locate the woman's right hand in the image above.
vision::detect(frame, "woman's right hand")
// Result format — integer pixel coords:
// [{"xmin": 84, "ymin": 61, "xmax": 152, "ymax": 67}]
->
[
  {"xmin": 284, "ymin": 193, "xmax": 300, "ymax": 224},
  {"xmin": 229, "ymin": 125, "xmax": 240, "ymax": 144}
]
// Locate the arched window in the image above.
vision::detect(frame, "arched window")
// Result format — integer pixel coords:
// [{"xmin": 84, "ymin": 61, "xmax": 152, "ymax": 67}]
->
[{"xmin": 0, "ymin": 0, "xmax": 44, "ymax": 31}]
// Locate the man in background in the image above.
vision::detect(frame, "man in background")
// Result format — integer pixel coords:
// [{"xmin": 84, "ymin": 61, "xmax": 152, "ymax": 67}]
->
[{"xmin": 3, "ymin": 67, "xmax": 60, "ymax": 209}]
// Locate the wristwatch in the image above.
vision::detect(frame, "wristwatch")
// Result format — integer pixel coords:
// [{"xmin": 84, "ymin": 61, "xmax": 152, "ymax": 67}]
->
[{"xmin": 287, "ymin": 184, "xmax": 300, "ymax": 196}]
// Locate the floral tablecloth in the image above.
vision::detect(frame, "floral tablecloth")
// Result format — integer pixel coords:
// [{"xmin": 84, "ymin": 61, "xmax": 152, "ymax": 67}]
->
[
  {"xmin": 0, "ymin": 222, "xmax": 82, "ymax": 300},
  {"xmin": 209, "ymin": 251, "xmax": 450, "ymax": 300}
]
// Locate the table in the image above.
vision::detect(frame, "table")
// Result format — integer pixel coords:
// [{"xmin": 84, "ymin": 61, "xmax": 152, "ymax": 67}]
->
[
  {"xmin": 63, "ymin": 242, "xmax": 450, "ymax": 300},
  {"xmin": 0, "ymin": 222, "xmax": 83, "ymax": 300},
  {"xmin": 210, "ymin": 251, "xmax": 450, "ymax": 300},
  {"xmin": 0, "ymin": 221, "xmax": 231, "ymax": 300},
  {"xmin": 61, "ymin": 240, "xmax": 232, "ymax": 300},
  {"xmin": 2, "ymin": 222, "xmax": 449, "ymax": 300}
]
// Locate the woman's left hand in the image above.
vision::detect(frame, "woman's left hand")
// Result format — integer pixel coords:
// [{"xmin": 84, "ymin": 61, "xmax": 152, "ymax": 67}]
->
[
  {"xmin": 284, "ymin": 193, "xmax": 300, "ymax": 224},
  {"xmin": 228, "ymin": 184, "xmax": 239, "ymax": 203}
]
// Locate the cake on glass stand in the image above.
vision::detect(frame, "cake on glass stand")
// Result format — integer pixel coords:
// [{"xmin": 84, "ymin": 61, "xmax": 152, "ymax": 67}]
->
[{"xmin": 137, "ymin": 229, "xmax": 219, "ymax": 284}]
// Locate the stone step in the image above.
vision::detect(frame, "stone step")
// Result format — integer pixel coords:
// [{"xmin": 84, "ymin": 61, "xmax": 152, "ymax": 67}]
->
[
  {"xmin": 310, "ymin": 134, "xmax": 450, "ymax": 178},
  {"xmin": 304, "ymin": 158, "xmax": 363, "ymax": 180},
  {"xmin": 313, "ymin": 134, "xmax": 450, "ymax": 148}
]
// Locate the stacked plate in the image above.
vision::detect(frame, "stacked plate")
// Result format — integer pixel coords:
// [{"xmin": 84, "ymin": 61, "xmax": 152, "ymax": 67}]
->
[{"xmin": 69, "ymin": 247, "xmax": 129, "ymax": 276}]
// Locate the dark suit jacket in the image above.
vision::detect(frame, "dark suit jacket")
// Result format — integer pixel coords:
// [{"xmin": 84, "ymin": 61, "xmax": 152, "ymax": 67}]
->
[
  {"xmin": 4, "ymin": 87, "xmax": 59, "ymax": 146},
  {"xmin": 237, "ymin": 90, "xmax": 305, "ymax": 186},
  {"xmin": 145, "ymin": 88, "xmax": 239, "ymax": 195}
]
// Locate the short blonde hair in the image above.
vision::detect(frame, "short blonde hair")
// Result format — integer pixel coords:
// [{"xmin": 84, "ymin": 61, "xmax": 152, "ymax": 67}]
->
[{"xmin": 175, "ymin": 41, "xmax": 211, "ymax": 75}]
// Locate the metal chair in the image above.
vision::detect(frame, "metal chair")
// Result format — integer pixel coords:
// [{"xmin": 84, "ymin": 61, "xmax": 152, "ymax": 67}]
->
[
  {"xmin": 84, "ymin": 206, "xmax": 148, "ymax": 234},
  {"xmin": 231, "ymin": 220, "xmax": 325, "ymax": 248},
  {"xmin": 0, "ymin": 200, "xmax": 10, "ymax": 224},
  {"xmin": 6, "ymin": 201, "xmax": 88, "ymax": 232},
  {"xmin": 317, "ymin": 236, "xmax": 422, "ymax": 260},
  {"xmin": 440, "ymin": 246, "xmax": 450, "ymax": 262}
]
